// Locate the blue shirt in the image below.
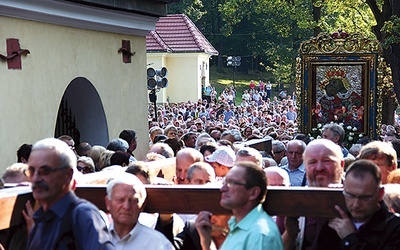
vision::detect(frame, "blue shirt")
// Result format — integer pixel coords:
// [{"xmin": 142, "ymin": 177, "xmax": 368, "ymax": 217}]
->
[
  {"xmin": 221, "ymin": 204, "xmax": 283, "ymax": 250},
  {"xmin": 223, "ymin": 110, "xmax": 235, "ymax": 122},
  {"xmin": 286, "ymin": 110, "xmax": 297, "ymax": 121},
  {"xmin": 28, "ymin": 191, "xmax": 114, "ymax": 250},
  {"xmin": 282, "ymin": 163, "xmax": 306, "ymax": 186}
]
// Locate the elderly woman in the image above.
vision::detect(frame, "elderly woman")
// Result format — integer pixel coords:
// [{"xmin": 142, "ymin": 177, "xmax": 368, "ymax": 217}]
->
[{"xmin": 77, "ymin": 156, "xmax": 95, "ymax": 174}]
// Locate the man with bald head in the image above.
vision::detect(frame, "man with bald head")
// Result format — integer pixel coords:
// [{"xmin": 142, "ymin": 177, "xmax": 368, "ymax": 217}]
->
[
  {"xmin": 235, "ymin": 147, "xmax": 263, "ymax": 168},
  {"xmin": 282, "ymin": 139, "xmax": 345, "ymax": 250},
  {"xmin": 175, "ymin": 148, "xmax": 203, "ymax": 184},
  {"xmin": 264, "ymin": 167, "xmax": 290, "ymax": 187},
  {"xmin": 304, "ymin": 138, "xmax": 344, "ymax": 187}
]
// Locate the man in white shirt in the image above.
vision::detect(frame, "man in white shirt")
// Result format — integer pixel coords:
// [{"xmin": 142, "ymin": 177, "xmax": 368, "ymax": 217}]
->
[{"xmin": 105, "ymin": 173, "xmax": 173, "ymax": 250}]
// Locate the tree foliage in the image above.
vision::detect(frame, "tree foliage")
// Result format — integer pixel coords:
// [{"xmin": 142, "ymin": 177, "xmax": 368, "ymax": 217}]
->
[
  {"xmin": 167, "ymin": 0, "xmax": 206, "ymax": 21},
  {"xmin": 318, "ymin": 0, "xmax": 376, "ymax": 36},
  {"xmin": 168, "ymin": 0, "xmax": 399, "ymax": 109}
]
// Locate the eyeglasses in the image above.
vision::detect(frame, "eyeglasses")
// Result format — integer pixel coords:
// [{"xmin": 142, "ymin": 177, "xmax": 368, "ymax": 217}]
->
[
  {"xmin": 222, "ymin": 179, "xmax": 248, "ymax": 188},
  {"xmin": 77, "ymin": 166, "xmax": 94, "ymax": 174},
  {"xmin": 342, "ymin": 190, "xmax": 375, "ymax": 202},
  {"xmin": 273, "ymin": 150, "xmax": 284, "ymax": 154},
  {"xmin": 27, "ymin": 165, "xmax": 69, "ymax": 177}
]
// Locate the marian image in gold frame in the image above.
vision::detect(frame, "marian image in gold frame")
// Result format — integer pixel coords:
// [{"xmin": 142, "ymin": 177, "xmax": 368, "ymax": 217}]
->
[
  {"xmin": 304, "ymin": 54, "xmax": 376, "ymax": 136},
  {"xmin": 311, "ymin": 62, "xmax": 367, "ymax": 132}
]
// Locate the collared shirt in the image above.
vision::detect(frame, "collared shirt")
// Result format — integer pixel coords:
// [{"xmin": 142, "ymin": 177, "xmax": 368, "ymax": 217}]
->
[
  {"xmin": 221, "ymin": 204, "xmax": 283, "ymax": 250},
  {"xmin": 286, "ymin": 111, "xmax": 297, "ymax": 121},
  {"xmin": 28, "ymin": 191, "xmax": 114, "ymax": 250},
  {"xmin": 110, "ymin": 222, "xmax": 173, "ymax": 250},
  {"xmin": 282, "ymin": 163, "xmax": 306, "ymax": 186},
  {"xmin": 223, "ymin": 110, "xmax": 235, "ymax": 122}
]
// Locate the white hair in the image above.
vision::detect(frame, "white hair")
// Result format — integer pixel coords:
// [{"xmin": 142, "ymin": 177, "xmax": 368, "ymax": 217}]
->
[
  {"xmin": 106, "ymin": 172, "xmax": 147, "ymax": 205},
  {"xmin": 33, "ymin": 137, "xmax": 77, "ymax": 169},
  {"xmin": 264, "ymin": 166, "xmax": 290, "ymax": 187}
]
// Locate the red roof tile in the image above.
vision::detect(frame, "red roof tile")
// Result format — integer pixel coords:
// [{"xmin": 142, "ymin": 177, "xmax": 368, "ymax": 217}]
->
[{"xmin": 146, "ymin": 14, "xmax": 218, "ymax": 55}]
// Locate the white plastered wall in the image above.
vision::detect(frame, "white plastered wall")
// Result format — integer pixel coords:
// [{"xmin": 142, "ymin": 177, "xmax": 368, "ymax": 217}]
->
[
  {"xmin": 147, "ymin": 52, "xmax": 212, "ymax": 104},
  {"xmin": 0, "ymin": 16, "xmax": 149, "ymax": 171}
]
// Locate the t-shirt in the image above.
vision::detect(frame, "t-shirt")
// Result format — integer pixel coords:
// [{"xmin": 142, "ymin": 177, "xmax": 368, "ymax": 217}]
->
[{"xmin": 221, "ymin": 204, "xmax": 283, "ymax": 250}]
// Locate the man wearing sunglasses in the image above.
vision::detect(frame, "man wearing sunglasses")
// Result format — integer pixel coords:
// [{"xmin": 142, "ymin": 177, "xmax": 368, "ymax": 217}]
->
[{"xmin": 26, "ymin": 138, "xmax": 114, "ymax": 249}]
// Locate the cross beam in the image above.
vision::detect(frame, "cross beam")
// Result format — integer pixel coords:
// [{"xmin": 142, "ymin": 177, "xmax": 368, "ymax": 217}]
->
[{"xmin": 0, "ymin": 185, "xmax": 346, "ymax": 231}]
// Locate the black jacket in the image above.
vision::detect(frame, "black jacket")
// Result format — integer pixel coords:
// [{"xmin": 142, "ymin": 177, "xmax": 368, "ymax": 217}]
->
[
  {"xmin": 173, "ymin": 221, "xmax": 201, "ymax": 250},
  {"xmin": 316, "ymin": 203, "xmax": 400, "ymax": 250}
]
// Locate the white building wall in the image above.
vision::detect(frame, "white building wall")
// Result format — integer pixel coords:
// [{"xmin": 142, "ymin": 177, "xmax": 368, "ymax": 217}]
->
[
  {"xmin": 0, "ymin": 16, "xmax": 150, "ymax": 170},
  {"xmin": 147, "ymin": 53, "xmax": 212, "ymax": 104}
]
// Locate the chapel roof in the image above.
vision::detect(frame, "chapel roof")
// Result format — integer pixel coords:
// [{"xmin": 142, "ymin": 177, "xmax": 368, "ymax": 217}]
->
[{"xmin": 146, "ymin": 14, "xmax": 218, "ymax": 55}]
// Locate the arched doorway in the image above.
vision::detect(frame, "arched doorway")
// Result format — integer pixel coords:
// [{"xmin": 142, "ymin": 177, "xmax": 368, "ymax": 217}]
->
[{"xmin": 55, "ymin": 77, "xmax": 109, "ymax": 146}]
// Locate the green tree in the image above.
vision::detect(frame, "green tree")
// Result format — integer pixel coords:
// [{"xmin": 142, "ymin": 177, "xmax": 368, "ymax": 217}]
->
[
  {"xmin": 218, "ymin": 0, "xmax": 315, "ymax": 85},
  {"xmin": 168, "ymin": 0, "xmax": 399, "ymax": 115},
  {"xmin": 366, "ymin": 0, "xmax": 400, "ymax": 123},
  {"xmin": 316, "ymin": 0, "xmax": 399, "ymax": 123},
  {"xmin": 316, "ymin": 0, "xmax": 376, "ymax": 37},
  {"xmin": 167, "ymin": 0, "xmax": 206, "ymax": 21}
]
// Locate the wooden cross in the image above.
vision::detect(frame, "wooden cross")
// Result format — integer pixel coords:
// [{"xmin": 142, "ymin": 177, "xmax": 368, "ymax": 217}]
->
[{"xmin": 0, "ymin": 185, "xmax": 346, "ymax": 231}]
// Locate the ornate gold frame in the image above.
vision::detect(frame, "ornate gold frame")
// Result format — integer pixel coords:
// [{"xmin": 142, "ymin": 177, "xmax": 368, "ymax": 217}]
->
[{"xmin": 296, "ymin": 31, "xmax": 394, "ymax": 138}]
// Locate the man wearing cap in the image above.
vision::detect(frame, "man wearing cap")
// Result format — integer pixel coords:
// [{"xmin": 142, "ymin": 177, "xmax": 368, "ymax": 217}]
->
[{"xmin": 205, "ymin": 146, "xmax": 236, "ymax": 178}]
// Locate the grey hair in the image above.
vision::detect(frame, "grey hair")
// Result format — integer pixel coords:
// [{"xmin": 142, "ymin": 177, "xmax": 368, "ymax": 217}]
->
[
  {"xmin": 77, "ymin": 156, "xmax": 95, "ymax": 171},
  {"xmin": 221, "ymin": 129, "xmax": 243, "ymax": 142},
  {"xmin": 164, "ymin": 125, "xmax": 178, "ymax": 136},
  {"xmin": 150, "ymin": 143, "xmax": 174, "ymax": 158},
  {"xmin": 322, "ymin": 123, "xmax": 345, "ymax": 144},
  {"xmin": 106, "ymin": 138, "xmax": 129, "ymax": 152},
  {"xmin": 383, "ymin": 184, "xmax": 400, "ymax": 214},
  {"xmin": 186, "ymin": 162, "xmax": 215, "ymax": 183},
  {"xmin": 106, "ymin": 172, "xmax": 147, "ymax": 204},
  {"xmin": 272, "ymin": 140, "xmax": 287, "ymax": 152},
  {"xmin": 231, "ymin": 129, "xmax": 243, "ymax": 142},
  {"xmin": 33, "ymin": 138, "xmax": 77, "ymax": 169},
  {"xmin": 195, "ymin": 133, "xmax": 216, "ymax": 150},
  {"xmin": 264, "ymin": 166, "xmax": 291, "ymax": 187}
]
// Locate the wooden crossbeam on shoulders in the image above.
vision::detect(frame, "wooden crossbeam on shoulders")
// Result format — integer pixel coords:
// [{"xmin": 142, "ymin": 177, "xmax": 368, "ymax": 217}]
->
[{"xmin": 0, "ymin": 185, "xmax": 346, "ymax": 231}]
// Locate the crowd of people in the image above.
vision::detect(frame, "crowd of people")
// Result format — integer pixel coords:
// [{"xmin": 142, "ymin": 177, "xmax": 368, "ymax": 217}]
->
[
  {"xmin": 148, "ymin": 85, "xmax": 298, "ymax": 147},
  {"xmin": 1, "ymin": 84, "xmax": 400, "ymax": 249}
]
